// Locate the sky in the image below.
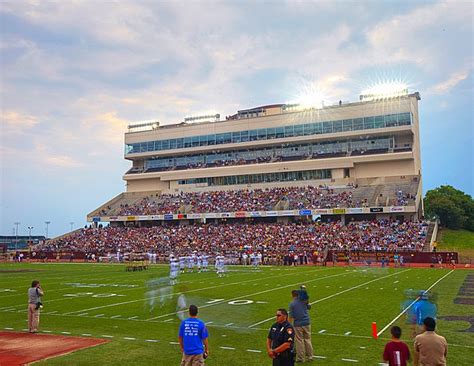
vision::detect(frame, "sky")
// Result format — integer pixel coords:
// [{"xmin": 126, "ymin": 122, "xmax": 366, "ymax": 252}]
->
[{"xmin": 0, "ymin": 1, "xmax": 473, "ymax": 238}]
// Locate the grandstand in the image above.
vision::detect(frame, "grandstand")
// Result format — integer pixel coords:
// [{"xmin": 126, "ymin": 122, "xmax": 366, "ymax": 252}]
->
[{"xmin": 88, "ymin": 91, "xmax": 423, "ymax": 225}]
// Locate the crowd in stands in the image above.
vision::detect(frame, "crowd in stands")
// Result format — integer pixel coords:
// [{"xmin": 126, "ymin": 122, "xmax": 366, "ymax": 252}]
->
[
  {"xmin": 36, "ymin": 220, "xmax": 428, "ymax": 258},
  {"xmin": 111, "ymin": 186, "xmax": 375, "ymax": 216}
]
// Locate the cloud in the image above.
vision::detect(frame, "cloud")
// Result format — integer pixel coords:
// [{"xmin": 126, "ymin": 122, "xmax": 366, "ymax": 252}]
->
[
  {"xmin": 2, "ymin": 110, "xmax": 39, "ymax": 128},
  {"xmin": 431, "ymin": 69, "xmax": 471, "ymax": 94}
]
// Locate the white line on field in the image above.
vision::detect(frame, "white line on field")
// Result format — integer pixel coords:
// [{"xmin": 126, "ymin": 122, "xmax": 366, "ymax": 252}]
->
[
  {"xmin": 94, "ymin": 314, "xmax": 105, "ymax": 318},
  {"xmin": 377, "ymin": 270, "xmax": 454, "ymax": 337},
  {"xmin": 248, "ymin": 269, "xmax": 410, "ymax": 328},
  {"xmin": 78, "ymin": 313, "xmax": 88, "ymax": 316},
  {"xmin": 64, "ymin": 267, "xmax": 332, "ymax": 315},
  {"xmin": 164, "ymin": 319, "xmax": 173, "ymax": 322},
  {"xmin": 4, "ymin": 327, "xmax": 13, "ymax": 330},
  {"xmin": 225, "ymin": 323, "xmax": 234, "ymax": 326},
  {"xmin": 169, "ymin": 341, "xmax": 179, "ymax": 345},
  {"xmin": 145, "ymin": 339, "xmax": 159, "ymax": 342},
  {"xmin": 220, "ymin": 346, "xmax": 236, "ymax": 350},
  {"xmin": 206, "ymin": 321, "xmax": 213, "ymax": 325},
  {"xmin": 149, "ymin": 271, "xmax": 350, "ymax": 321},
  {"xmin": 61, "ymin": 331, "xmax": 71, "ymax": 334},
  {"xmin": 313, "ymin": 356, "xmax": 327, "ymax": 359},
  {"xmin": 318, "ymin": 329, "xmax": 326, "ymax": 333},
  {"xmin": 128, "ymin": 316, "xmax": 138, "ymax": 320},
  {"xmin": 42, "ymin": 330, "xmax": 52, "ymax": 333},
  {"xmin": 123, "ymin": 337, "xmax": 136, "ymax": 340},
  {"xmin": 246, "ymin": 349, "xmax": 262, "ymax": 353},
  {"xmin": 102, "ymin": 335, "xmax": 114, "ymax": 338},
  {"xmin": 111, "ymin": 315, "xmax": 121, "ymax": 318},
  {"xmin": 341, "ymin": 358, "xmax": 359, "ymax": 362},
  {"xmin": 82, "ymin": 333, "xmax": 92, "ymax": 336},
  {"xmin": 344, "ymin": 331, "xmax": 351, "ymax": 336}
]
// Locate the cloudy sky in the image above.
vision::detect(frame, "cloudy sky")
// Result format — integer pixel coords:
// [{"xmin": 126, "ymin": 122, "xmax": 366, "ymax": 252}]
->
[{"xmin": 1, "ymin": 1, "xmax": 472, "ymax": 238}]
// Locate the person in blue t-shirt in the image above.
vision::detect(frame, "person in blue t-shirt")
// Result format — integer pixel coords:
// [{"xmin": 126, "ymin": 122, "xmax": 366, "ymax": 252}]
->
[{"xmin": 178, "ymin": 305, "xmax": 209, "ymax": 365}]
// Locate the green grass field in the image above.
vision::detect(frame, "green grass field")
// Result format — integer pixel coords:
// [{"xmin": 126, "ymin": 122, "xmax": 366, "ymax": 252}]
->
[
  {"xmin": 438, "ymin": 228, "xmax": 474, "ymax": 262},
  {"xmin": 1, "ymin": 263, "xmax": 473, "ymax": 365}
]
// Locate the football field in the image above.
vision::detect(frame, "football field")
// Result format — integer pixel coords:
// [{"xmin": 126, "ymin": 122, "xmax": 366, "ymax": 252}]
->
[{"xmin": 0, "ymin": 263, "xmax": 473, "ymax": 365}]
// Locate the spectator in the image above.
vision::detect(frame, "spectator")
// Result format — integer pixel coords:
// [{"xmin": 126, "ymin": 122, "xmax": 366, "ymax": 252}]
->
[
  {"xmin": 28, "ymin": 280, "xmax": 44, "ymax": 333},
  {"xmin": 289, "ymin": 290, "xmax": 313, "ymax": 362},
  {"xmin": 414, "ymin": 317, "xmax": 447, "ymax": 366},
  {"xmin": 178, "ymin": 305, "xmax": 209, "ymax": 366},
  {"xmin": 383, "ymin": 326, "xmax": 410, "ymax": 366}
]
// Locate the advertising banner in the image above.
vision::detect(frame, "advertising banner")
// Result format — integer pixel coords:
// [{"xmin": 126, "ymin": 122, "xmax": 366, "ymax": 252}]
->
[
  {"xmin": 299, "ymin": 209, "xmax": 312, "ymax": 216},
  {"xmin": 370, "ymin": 207, "xmax": 383, "ymax": 213},
  {"xmin": 266, "ymin": 211, "xmax": 278, "ymax": 217},
  {"xmin": 235, "ymin": 211, "xmax": 247, "ymax": 218},
  {"xmin": 164, "ymin": 214, "xmax": 173, "ymax": 220},
  {"xmin": 187, "ymin": 213, "xmax": 202, "ymax": 219},
  {"xmin": 332, "ymin": 208, "xmax": 346, "ymax": 215},
  {"xmin": 347, "ymin": 208, "xmax": 364, "ymax": 214}
]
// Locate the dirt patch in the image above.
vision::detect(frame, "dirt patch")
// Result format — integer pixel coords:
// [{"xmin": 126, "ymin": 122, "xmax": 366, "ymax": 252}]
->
[{"xmin": 0, "ymin": 331, "xmax": 109, "ymax": 366}]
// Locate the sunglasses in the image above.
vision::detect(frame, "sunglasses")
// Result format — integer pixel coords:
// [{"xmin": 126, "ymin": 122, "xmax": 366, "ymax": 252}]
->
[{"xmin": 276, "ymin": 313, "xmax": 284, "ymax": 317}]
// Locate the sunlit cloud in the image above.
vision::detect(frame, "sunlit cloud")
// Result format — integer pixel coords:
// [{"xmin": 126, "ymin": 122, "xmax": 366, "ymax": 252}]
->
[{"xmin": 431, "ymin": 69, "xmax": 471, "ymax": 95}]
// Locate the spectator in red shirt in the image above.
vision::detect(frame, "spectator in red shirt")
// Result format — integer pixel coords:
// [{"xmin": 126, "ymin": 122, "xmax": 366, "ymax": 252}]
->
[{"xmin": 383, "ymin": 326, "xmax": 411, "ymax": 366}]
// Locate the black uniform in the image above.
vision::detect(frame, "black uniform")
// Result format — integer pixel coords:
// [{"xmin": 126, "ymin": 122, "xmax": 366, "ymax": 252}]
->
[{"xmin": 267, "ymin": 320, "xmax": 294, "ymax": 366}]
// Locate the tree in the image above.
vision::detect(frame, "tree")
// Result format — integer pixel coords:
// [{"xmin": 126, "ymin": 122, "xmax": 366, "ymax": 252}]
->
[{"xmin": 424, "ymin": 185, "xmax": 474, "ymax": 231}]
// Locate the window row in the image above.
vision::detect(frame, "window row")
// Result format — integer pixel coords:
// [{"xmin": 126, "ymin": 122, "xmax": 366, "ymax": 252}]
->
[
  {"xmin": 177, "ymin": 169, "xmax": 332, "ymax": 186},
  {"xmin": 125, "ymin": 112, "xmax": 411, "ymax": 154},
  {"xmin": 145, "ymin": 137, "xmax": 395, "ymax": 169}
]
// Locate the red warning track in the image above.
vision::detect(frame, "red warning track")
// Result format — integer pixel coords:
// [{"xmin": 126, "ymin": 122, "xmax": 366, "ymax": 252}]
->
[{"xmin": 0, "ymin": 331, "xmax": 109, "ymax": 366}]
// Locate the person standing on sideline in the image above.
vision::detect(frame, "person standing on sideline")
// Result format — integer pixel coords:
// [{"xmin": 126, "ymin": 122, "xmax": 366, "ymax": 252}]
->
[
  {"xmin": 267, "ymin": 309, "xmax": 294, "ymax": 366},
  {"xmin": 28, "ymin": 280, "xmax": 44, "ymax": 333},
  {"xmin": 178, "ymin": 305, "xmax": 209, "ymax": 366},
  {"xmin": 414, "ymin": 317, "xmax": 447, "ymax": 366},
  {"xmin": 289, "ymin": 290, "xmax": 313, "ymax": 362},
  {"xmin": 383, "ymin": 326, "xmax": 410, "ymax": 366}
]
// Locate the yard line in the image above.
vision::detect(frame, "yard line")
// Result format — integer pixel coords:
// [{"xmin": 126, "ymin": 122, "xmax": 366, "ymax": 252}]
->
[
  {"xmin": 342, "ymin": 358, "xmax": 359, "ymax": 362},
  {"xmin": 111, "ymin": 315, "xmax": 121, "ymax": 318},
  {"xmin": 246, "ymin": 349, "xmax": 262, "ymax": 353},
  {"xmin": 42, "ymin": 330, "xmax": 52, "ymax": 333},
  {"xmin": 64, "ymin": 267, "xmax": 332, "ymax": 315},
  {"xmin": 81, "ymin": 333, "xmax": 92, "ymax": 336},
  {"xmin": 344, "ymin": 331, "xmax": 351, "ymax": 336},
  {"xmin": 61, "ymin": 331, "xmax": 71, "ymax": 334},
  {"xmin": 169, "ymin": 341, "xmax": 179, "ymax": 345},
  {"xmin": 3, "ymin": 327, "xmax": 14, "ymax": 330},
  {"xmin": 145, "ymin": 339, "xmax": 159, "ymax": 342},
  {"xmin": 313, "ymin": 356, "xmax": 327, "ymax": 359},
  {"xmin": 220, "ymin": 346, "xmax": 236, "ymax": 350},
  {"xmin": 102, "ymin": 335, "xmax": 114, "ymax": 338},
  {"xmin": 318, "ymin": 329, "xmax": 326, "ymax": 334},
  {"xmin": 148, "ymin": 271, "xmax": 350, "ymax": 321},
  {"xmin": 377, "ymin": 270, "xmax": 455, "ymax": 337},
  {"xmin": 94, "ymin": 314, "xmax": 105, "ymax": 318},
  {"xmin": 248, "ymin": 269, "xmax": 410, "ymax": 328},
  {"xmin": 164, "ymin": 318, "xmax": 173, "ymax": 322},
  {"xmin": 225, "ymin": 323, "xmax": 234, "ymax": 327},
  {"xmin": 123, "ymin": 337, "xmax": 136, "ymax": 340},
  {"xmin": 128, "ymin": 316, "xmax": 138, "ymax": 320}
]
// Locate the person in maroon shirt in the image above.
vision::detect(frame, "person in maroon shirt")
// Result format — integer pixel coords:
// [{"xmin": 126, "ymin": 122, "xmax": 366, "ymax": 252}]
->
[{"xmin": 383, "ymin": 326, "xmax": 411, "ymax": 366}]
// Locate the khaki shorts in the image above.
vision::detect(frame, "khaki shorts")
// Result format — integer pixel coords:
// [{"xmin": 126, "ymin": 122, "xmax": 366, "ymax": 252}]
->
[{"xmin": 181, "ymin": 353, "xmax": 204, "ymax": 366}]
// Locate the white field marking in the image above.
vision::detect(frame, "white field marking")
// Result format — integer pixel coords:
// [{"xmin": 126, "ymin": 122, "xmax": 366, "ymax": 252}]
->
[
  {"xmin": 123, "ymin": 337, "xmax": 136, "ymax": 340},
  {"xmin": 344, "ymin": 331, "xmax": 352, "ymax": 336},
  {"xmin": 22, "ymin": 329, "xmax": 29, "ymax": 331},
  {"xmin": 94, "ymin": 314, "xmax": 105, "ymax": 318},
  {"xmin": 377, "ymin": 270, "xmax": 454, "ymax": 337},
  {"xmin": 128, "ymin": 316, "xmax": 138, "ymax": 320},
  {"xmin": 342, "ymin": 358, "xmax": 359, "ymax": 362},
  {"xmin": 360, "ymin": 346, "xmax": 366, "ymax": 349},
  {"xmin": 256, "ymin": 301, "xmax": 267, "ymax": 304},
  {"xmin": 66, "ymin": 267, "xmax": 332, "ymax": 315},
  {"xmin": 149, "ymin": 271, "xmax": 350, "ymax": 322},
  {"xmin": 82, "ymin": 333, "xmax": 92, "ymax": 336},
  {"xmin": 313, "ymin": 356, "xmax": 327, "ymax": 359},
  {"xmin": 220, "ymin": 346, "xmax": 236, "ymax": 350},
  {"xmin": 61, "ymin": 331, "xmax": 71, "ymax": 334},
  {"xmin": 206, "ymin": 321, "xmax": 214, "ymax": 325},
  {"xmin": 318, "ymin": 329, "xmax": 326, "ymax": 334},
  {"xmin": 164, "ymin": 319, "xmax": 173, "ymax": 322},
  {"xmin": 145, "ymin": 339, "xmax": 159, "ymax": 342},
  {"xmin": 111, "ymin": 315, "xmax": 121, "ymax": 318},
  {"xmin": 42, "ymin": 330, "xmax": 52, "ymax": 333},
  {"xmin": 225, "ymin": 323, "xmax": 234, "ymax": 326},
  {"xmin": 102, "ymin": 335, "xmax": 114, "ymax": 338},
  {"xmin": 246, "ymin": 349, "xmax": 262, "ymax": 353},
  {"xmin": 248, "ymin": 269, "xmax": 410, "ymax": 328},
  {"xmin": 169, "ymin": 341, "xmax": 179, "ymax": 345},
  {"xmin": 4, "ymin": 327, "xmax": 13, "ymax": 330},
  {"xmin": 45, "ymin": 311, "xmax": 58, "ymax": 314},
  {"xmin": 379, "ymin": 363, "xmax": 389, "ymax": 366},
  {"xmin": 393, "ymin": 280, "xmax": 399, "ymax": 283}
]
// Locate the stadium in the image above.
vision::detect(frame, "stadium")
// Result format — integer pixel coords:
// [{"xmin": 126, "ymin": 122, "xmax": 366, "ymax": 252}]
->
[{"xmin": 1, "ymin": 89, "xmax": 472, "ymax": 365}]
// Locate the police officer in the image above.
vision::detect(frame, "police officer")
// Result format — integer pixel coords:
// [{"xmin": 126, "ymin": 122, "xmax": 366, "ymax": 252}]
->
[{"xmin": 267, "ymin": 308, "xmax": 295, "ymax": 366}]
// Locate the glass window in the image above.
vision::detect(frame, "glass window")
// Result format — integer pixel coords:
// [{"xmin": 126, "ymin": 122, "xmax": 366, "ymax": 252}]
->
[
  {"xmin": 249, "ymin": 130, "xmax": 258, "ymax": 141},
  {"xmin": 191, "ymin": 136, "xmax": 199, "ymax": 147},
  {"xmin": 216, "ymin": 133, "xmax": 226, "ymax": 144},
  {"xmin": 385, "ymin": 114, "xmax": 398, "ymax": 127},
  {"xmin": 374, "ymin": 116, "xmax": 385, "ymax": 128},
  {"xmin": 176, "ymin": 138, "xmax": 183, "ymax": 149},
  {"xmin": 314, "ymin": 123, "xmax": 322, "ymax": 134},
  {"xmin": 353, "ymin": 118, "xmax": 364, "ymax": 130},
  {"xmin": 322, "ymin": 121, "xmax": 333, "ymax": 134},
  {"xmin": 398, "ymin": 112, "xmax": 411, "ymax": 125},
  {"xmin": 223, "ymin": 133, "xmax": 232, "ymax": 144},
  {"xmin": 333, "ymin": 120, "xmax": 343, "ymax": 133},
  {"xmin": 184, "ymin": 137, "xmax": 192, "ymax": 148},
  {"xmin": 257, "ymin": 129, "xmax": 267, "ymax": 140},
  {"xmin": 267, "ymin": 128, "xmax": 276, "ymax": 139},
  {"xmin": 207, "ymin": 135, "xmax": 216, "ymax": 145},
  {"xmin": 169, "ymin": 139, "xmax": 177, "ymax": 149},
  {"xmin": 284, "ymin": 126, "xmax": 294, "ymax": 137},
  {"xmin": 294, "ymin": 125, "xmax": 304, "ymax": 136},
  {"xmin": 276, "ymin": 127, "xmax": 285, "ymax": 138},
  {"xmin": 199, "ymin": 135, "xmax": 208, "ymax": 146},
  {"xmin": 232, "ymin": 131, "xmax": 241, "ymax": 143},
  {"xmin": 161, "ymin": 140, "xmax": 169, "ymax": 150},
  {"xmin": 343, "ymin": 119, "xmax": 353, "ymax": 132},
  {"xmin": 303, "ymin": 124, "xmax": 313, "ymax": 135},
  {"xmin": 364, "ymin": 116, "xmax": 375, "ymax": 129},
  {"xmin": 240, "ymin": 130, "xmax": 249, "ymax": 142}
]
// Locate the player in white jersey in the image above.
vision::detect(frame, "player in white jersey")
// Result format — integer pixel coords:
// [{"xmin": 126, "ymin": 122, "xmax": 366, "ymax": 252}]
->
[
  {"xmin": 179, "ymin": 256, "xmax": 186, "ymax": 273},
  {"xmin": 197, "ymin": 255, "xmax": 202, "ymax": 273},
  {"xmin": 257, "ymin": 252, "xmax": 263, "ymax": 267},
  {"xmin": 215, "ymin": 255, "xmax": 226, "ymax": 277},
  {"xmin": 251, "ymin": 253, "xmax": 258, "ymax": 269},
  {"xmin": 187, "ymin": 255, "xmax": 194, "ymax": 272},
  {"xmin": 202, "ymin": 254, "xmax": 209, "ymax": 272},
  {"xmin": 169, "ymin": 257, "xmax": 179, "ymax": 285},
  {"xmin": 242, "ymin": 252, "xmax": 248, "ymax": 266}
]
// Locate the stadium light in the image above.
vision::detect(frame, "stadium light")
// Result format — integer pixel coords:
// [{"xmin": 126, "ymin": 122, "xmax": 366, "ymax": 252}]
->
[
  {"xmin": 45, "ymin": 221, "xmax": 51, "ymax": 240},
  {"xmin": 288, "ymin": 83, "xmax": 328, "ymax": 111},
  {"xmin": 70, "ymin": 222, "xmax": 74, "ymax": 232},
  {"xmin": 28, "ymin": 226, "xmax": 34, "ymax": 245},
  {"xmin": 14, "ymin": 222, "xmax": 20, "ymax": 251},
  {"xmin": 360, "ymin": 82, "xmax": 408, "ymax": 101}
]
